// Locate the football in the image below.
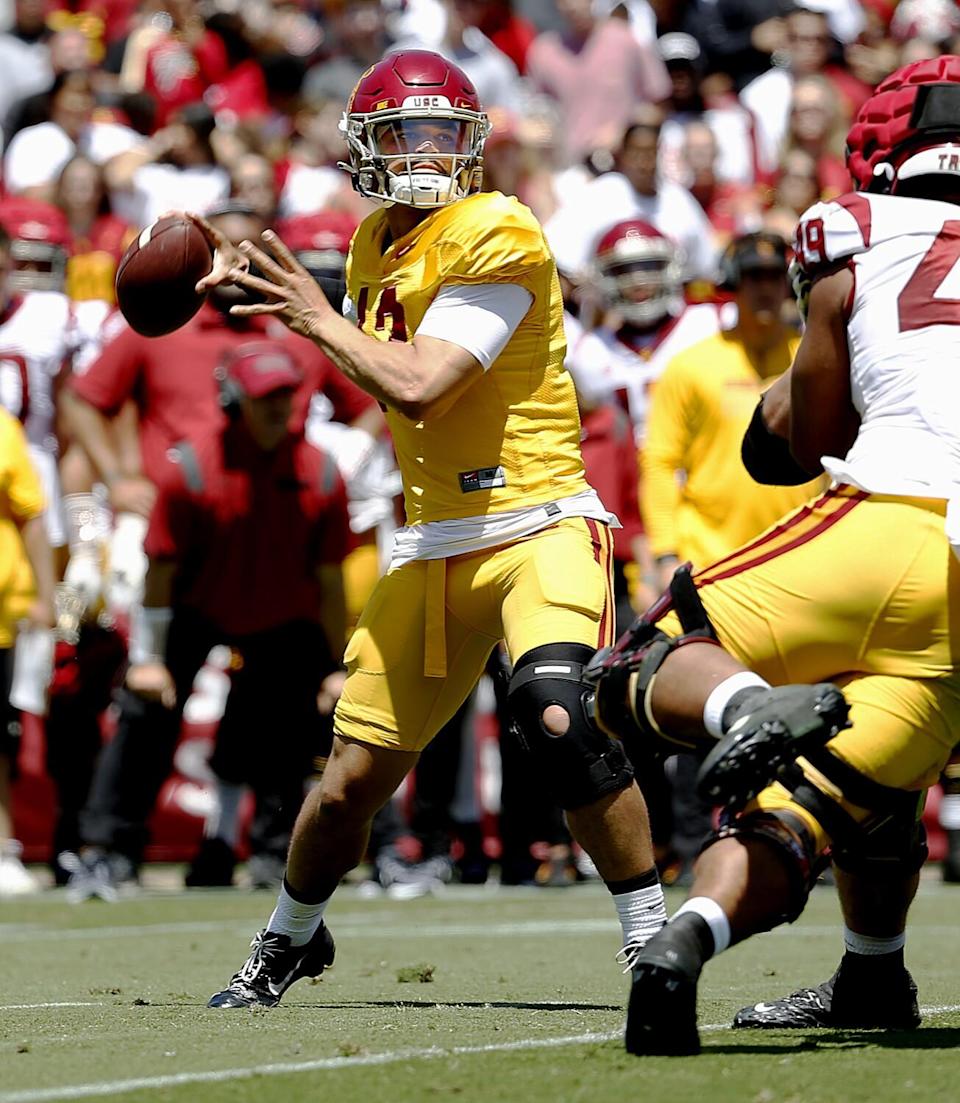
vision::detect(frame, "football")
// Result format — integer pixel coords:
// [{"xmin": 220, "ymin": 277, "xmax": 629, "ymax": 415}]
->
[{"xmin": 115, "ymin": 216, "xmax": 213, "ymax": 337}]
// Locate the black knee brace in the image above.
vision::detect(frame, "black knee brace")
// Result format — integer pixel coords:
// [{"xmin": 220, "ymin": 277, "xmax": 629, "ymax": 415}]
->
[
  {"xmin": 507, "ymin": 643, "xmax": 634, "ymax": 810},
  {"xmin": 584, "ymin": 565, "xmax": 719, "ymax": 750},
  {"xmin": 699, "ymin": 808, "xmax": 823, "ymax": 924}
]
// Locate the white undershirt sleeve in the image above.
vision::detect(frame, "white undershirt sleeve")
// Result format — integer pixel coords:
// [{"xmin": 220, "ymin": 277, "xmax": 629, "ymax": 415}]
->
[{"xmin": 414, "ymin": 283, "xmax": 534, "ymax": 371}]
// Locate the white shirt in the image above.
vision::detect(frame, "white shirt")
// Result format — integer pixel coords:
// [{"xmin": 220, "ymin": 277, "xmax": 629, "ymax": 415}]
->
[
  {"xmin": 544, "ymin": 171, "xmax": 719, "ymax": 282},
  {"xmin": 740, "ymin": 66, "xmax": 793, "ymax": 178},
  {"xmin": 117, "ymin": 162, "xmax": 230, "ymax": 227}
]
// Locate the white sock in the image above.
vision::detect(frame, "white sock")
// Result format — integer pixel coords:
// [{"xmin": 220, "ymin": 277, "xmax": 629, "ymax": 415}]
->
[
  {"xmin": 613, "ymin": 883, "xmax": 668, "ymax": 955},
  {"xmin": 267, "ymin": 882, "xmax": 330, "ymax": 947},
  {"xmin": 674, "ymin": 896, "xmax": 732, "ymax": 956},
  {"xmin": 703, "ymin": 672, "xmax": 770, "ymax": 737},
  {"xmin": 206, "ymin": 781, "xmax": 245, "ymax": 848},
  {"xmin": 939, "ymin": 793, "xmax": 960, "ymax": 830},
  {"xmin": 843, "ymin": 926, "xmax": 905, "ymax": 956}
]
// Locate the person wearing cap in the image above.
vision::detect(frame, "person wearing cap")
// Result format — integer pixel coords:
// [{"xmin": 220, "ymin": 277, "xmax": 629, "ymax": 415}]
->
[
  {"xmin": 641, "ymin": 230, "xmax": 823, "ymax": 593},
  {"xmin": 67, "ymin": 340, "xmax": 353, "ymax": 898}
]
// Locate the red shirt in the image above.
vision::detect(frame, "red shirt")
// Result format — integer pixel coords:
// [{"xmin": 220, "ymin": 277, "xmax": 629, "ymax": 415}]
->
[
  {"xmin": 145, "ymin": 423, "xmax": 352, "ymax": 636},
  {"xmin": 579, "ymin": 403, "xmax": 641, "ymax": 563},
  {"xmin": 69, "ymin": 302, "xmax": 373, "ymax": 484},
  {"xmin": 143, "ymin": 30, "xmax": 229, "ymax": 129}
]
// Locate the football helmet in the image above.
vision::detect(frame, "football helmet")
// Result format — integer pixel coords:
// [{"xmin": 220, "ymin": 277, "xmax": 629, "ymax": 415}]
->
[
  {"xmin": 0, "ymin": 197, "xmax": 71, "ymax": 292},
  {"xmin": 845, "ymin": 55, "xmax": 960, "ymax": 194},
  {"xmin": 593, "ymin": 219, "xmax": 683, "ymax": 326},
  {"xmin": 339, "ymin": 49, "xmax": 490, "ymax": 208}
]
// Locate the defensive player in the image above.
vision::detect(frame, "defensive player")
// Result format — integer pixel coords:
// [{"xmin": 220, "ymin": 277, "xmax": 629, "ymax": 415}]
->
[
  {"xmin": 197, "ymin": 50, "xmax": 667, "ymax": 1010},
  {"xmin": 588, "ymin": 55, "xmax": 960, "ymax": 1054}
]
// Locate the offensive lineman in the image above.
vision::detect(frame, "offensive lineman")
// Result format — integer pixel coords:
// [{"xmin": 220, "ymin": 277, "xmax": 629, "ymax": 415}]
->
[
  {"xmin": 588, "ymin": 55, "xmax": 960, "ymax": 1054},
  {"xmin": 196, "ymin": 51, "xmax": 667, "ymax": 1013}
]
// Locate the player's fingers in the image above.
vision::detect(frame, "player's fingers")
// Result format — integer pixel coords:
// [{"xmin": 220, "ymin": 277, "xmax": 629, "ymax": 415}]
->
[
  {"xmin": 186, "ymin": 211, "xmax": 228, "ymax": 249},
  {"xmin": 228, "ymin": 267, "xmax": 287, "ymax": 299},
  {"xmin": 238, "ymin": 239, "xmax": 288, "ymax": 282},
  {"xmin": 262, "ymin": 229, "xmax": 307, "ymax": 275},
  {"xmin": 229, "ymin": 302, "xmax": 289, "ymax": 316}
]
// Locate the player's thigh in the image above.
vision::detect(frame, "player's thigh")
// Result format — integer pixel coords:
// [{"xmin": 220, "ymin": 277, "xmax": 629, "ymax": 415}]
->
[
  {"xmin": 500, "ymin": 517, "xmax": 614, "ymax": 662},
  {"xmin": 335, "ymin": 563, "xmax": 497, "ymax": 752},
  {"xmin": 750, "ymin": 672, "xmax": 960, "ymax": 852}
]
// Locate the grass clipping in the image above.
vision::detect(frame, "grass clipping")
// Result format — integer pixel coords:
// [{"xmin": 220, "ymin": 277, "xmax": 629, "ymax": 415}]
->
[{"xmin": 396, "ymin": 963, "xmax": 435, "ymax": 983}]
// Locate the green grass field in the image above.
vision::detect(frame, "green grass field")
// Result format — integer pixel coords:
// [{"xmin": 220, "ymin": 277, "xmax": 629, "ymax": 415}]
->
[{"xmin": 1, "ymin": 877, "xmax": 958, "ymax": 1103}]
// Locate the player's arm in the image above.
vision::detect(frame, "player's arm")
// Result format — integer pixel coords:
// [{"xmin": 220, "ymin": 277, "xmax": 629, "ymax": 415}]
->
[{"xmin": 788, "ymin": 267, "xmax": 860, "ymax": 472}]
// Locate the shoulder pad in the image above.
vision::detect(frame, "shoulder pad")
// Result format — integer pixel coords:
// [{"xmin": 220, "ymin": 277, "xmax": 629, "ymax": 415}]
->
[
  {"xmin": 442, "ymin": 193, "xmax": 550, "ymax": 283},
  {"xmin": 793, "ymin": 193, "xmax": 875, "ymax": 276}
]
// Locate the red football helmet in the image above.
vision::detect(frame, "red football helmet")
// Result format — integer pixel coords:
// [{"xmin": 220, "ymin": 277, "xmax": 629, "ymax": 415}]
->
[
  {"xmin": 339, "ymin": 50, "xmax": 490, "ymax": 208},
  {"xmin": 845, "ymin": 55, "xmax": 960, "ymax": 193},
  {"xmin": 593, "ymin": 219, "xmax": 682, "ymax": 326},
  {"xmin": 0, "ymin": 197, "xmax": 71, "ymax": 292}
]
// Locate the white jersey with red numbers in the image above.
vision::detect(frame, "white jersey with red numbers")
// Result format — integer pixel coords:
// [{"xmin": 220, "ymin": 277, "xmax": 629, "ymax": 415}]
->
[
  {"xmin": 565, "ymin": 302, "xmax": 728, "ymax": 444},
  {"xmin": 794, "ymin": 192, "xmax": 960, "ymax": 515},
  {"xmin": 0, "ymin": 291, "xmax": 111, "ymax": 545}
]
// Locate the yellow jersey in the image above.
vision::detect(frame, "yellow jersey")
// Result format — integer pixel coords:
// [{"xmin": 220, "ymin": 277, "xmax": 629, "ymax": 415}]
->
[
  {"xmin": 641, "ymin": 327, "xmax": 823, "ymax": 569},
  {"xmin": 346, "ymin": 190, "xmax": 589, "ymax": 525},
  {"xmin": 0, "ymin": 408, "xmax": 44, "ymax": 648}
]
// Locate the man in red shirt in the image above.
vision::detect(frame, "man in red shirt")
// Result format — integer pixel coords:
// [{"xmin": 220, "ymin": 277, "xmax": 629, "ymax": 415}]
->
[{"xmin": 68, "ymin": 341, "xmax": 352, "ymax": 899}]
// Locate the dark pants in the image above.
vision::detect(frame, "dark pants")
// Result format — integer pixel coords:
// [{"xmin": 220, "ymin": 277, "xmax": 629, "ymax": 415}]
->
[{"xmin": 80, "ymin": 610, "xmax": 330, "ymax": 864}]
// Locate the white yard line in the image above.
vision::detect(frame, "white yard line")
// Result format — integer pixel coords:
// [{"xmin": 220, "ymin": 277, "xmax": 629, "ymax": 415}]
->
[
  {"xmin": 3, "ymin": 1006, "xmax": 960, "ymax": 1103},
  {"xmin": 0, "ymin": 1003, "xmax": 104, "ymax": 1011}
]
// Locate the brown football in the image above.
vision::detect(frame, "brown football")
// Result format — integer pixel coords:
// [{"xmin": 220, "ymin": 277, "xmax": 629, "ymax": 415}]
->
[{"xmin": 115, "ymin": 216, "xmax": 213, "ymax": 337}]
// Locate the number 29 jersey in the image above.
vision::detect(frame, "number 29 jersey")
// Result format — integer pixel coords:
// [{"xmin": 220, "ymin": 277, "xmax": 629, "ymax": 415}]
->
[
  {"xmin": 794, "ymin": 191, "xmax": 960, "ymax": 499},
  {"xmin": 345, "ymin": 190, "xmax": 589, "ymax": 525}
]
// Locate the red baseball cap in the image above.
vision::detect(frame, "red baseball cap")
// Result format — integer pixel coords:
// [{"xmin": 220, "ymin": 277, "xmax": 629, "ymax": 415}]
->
[{"xmin": 224, "ymin": 342, "xmax": 302, "ymax": 397}]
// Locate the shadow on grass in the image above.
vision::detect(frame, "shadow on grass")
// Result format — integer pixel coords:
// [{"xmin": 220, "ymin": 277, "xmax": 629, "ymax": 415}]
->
[
  {"xmin": 705, "ymin": 1026, "xmax": 960, "ymax": 1055},
  {"xmin": 283, "ymin": 1000, "xmax": 622, "ymax": 1012}
]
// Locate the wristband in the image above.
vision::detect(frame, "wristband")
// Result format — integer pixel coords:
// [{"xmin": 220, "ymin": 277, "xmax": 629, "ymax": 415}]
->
[{"xmin": 128, "ymin": 605, "xmax": 173, "ymax": 664}]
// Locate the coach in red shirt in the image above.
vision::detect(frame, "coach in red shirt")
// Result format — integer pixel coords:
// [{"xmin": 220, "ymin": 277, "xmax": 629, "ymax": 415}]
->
[
  {"xmin": 62, "ymin": 202, "xmax": 376, "ymax": 519},
  {"xmin": 72, "ymin": 342, "xmax": 352, "ymax": 896}
]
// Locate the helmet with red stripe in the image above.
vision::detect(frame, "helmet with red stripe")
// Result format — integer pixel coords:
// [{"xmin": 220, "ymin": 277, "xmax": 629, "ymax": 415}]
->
[
  {"xmin": 845, "ymin": 55, "xmax": 960, "ymax": 194},
  {"xmin": 0, "ymin": 197, "xmax": 71, "ymax": 292},
  {"xmin": 339, "ymin": 50, "xmax": 490, "ymax": 208},
  {"xmin": 593, "ymin": 219, "xmax": 682, "ymax": 326}
]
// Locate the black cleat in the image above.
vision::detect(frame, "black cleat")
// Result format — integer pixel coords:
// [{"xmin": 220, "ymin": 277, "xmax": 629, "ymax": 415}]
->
[
  {"xmin": 624, "ymin": 914, "xmax": 708, "ymax": 1056},
  {"xmin": 207, "ymin": 923, "xmax": 335, "ymax": 1009},
  {"xmin": 697, "ymin": 683, "xmax": 850, "ymax": 807},
  {"xmin": 733, "ymin": 966, "xmax": 920, "ymax": 1030}
]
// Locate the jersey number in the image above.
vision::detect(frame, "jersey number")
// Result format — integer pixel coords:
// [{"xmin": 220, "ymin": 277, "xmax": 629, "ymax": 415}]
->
[
  {"xmin": 897, "ymin": 221, "xmax": 960, "ymax": 332},
  {"xmin": 356, "ymin": 286, "xmax": 408, "ymax": 342}
]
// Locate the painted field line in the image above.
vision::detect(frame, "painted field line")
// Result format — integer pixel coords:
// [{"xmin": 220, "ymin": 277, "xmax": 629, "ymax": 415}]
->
[{"xmin": 0, "ymin": 1002, "xmax": 104, "ymax": 1011}]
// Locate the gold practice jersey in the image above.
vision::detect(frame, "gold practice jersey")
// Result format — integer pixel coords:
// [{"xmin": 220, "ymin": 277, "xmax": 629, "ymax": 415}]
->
[{"xmin": 346, "ymin": 191, "xmax": 590, "ymax": 525}]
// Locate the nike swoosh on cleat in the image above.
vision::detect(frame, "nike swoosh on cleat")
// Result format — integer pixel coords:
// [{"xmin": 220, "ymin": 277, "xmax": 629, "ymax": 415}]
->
[{"xmin": 752, "ymin": 1003, "xmax": 778, "ymax": 1013}]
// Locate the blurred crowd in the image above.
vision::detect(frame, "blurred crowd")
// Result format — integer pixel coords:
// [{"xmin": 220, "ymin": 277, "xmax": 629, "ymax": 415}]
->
[{"xmin": 3, "ymin": 0, "xmax": 960, "ymax": 900}]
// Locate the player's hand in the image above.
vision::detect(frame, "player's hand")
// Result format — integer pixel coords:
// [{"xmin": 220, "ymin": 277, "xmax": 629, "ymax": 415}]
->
[
  {"xmin": 126, "ymin": 661, "xmax": 176, "ymax": 708},
  {"xmin": 24, "ymin": 597, "xmax": 56, "ymax": 630},
  {"xmin": 187, "ymin": 212, "xmax": 249, "ymax": 294},
  {"xmin": 225, "ymin": 230, "xmax": 334, "ymax": 339},
  {"xmin": 317, "ymin": 669, "xmax": 347, "ymax": 715},
  {"xmin": 108, "ymin": 475, "xmax": 156, "ymax": 518}
]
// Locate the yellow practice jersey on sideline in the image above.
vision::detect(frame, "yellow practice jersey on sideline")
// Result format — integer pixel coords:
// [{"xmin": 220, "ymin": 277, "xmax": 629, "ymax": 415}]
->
[
  {"xmin": 642, "ymin": 327, "xmax": 822, "ymax": 569},
  {"xmin": 0, "ymin": 408, "xmax": 44, "ymax": 648},
  {"xmin": 346, "ymin": 190, "xmax": 589, "ymax": 524}
]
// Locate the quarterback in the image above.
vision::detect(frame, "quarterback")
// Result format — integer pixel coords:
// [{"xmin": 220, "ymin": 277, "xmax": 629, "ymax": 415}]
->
[
  {"xmin": 588, "ymin": 55, "xmax": 960, "ymax": 1055},
  {"xmin": 194, "ymin": 51, "xmax": 667, "ymax": 1016}
]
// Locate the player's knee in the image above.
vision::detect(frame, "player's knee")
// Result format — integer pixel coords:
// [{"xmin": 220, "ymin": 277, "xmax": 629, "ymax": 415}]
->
[
  {"xmin": 507, "ymin": 643, "xmax": 634, "ymax": 811},
  {"xmin": 700, "ymin": 809, "xmax": 821, "ymax": 925}
]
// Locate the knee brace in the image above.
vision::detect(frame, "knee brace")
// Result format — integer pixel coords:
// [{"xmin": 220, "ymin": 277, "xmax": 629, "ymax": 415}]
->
[
  {"xmin": 776, "ymin": 747, "xmax": 928, "ymax": 878},
  {"xmin": 699, "ymin": 808, "xmax": 822, "ymax": 924},
  {"xmin": 507, "ymin": 643, "xmax": 634, "ymax": 810},
  {"xmin": 584, "ymin": 564, "xmax": 720, "ymax": 750}
]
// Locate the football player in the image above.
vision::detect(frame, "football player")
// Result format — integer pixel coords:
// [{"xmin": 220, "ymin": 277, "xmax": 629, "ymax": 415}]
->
[
  {"xmin": 587, "ymin": 54, "xmax": 960, "ymax": 1054},
  {"xmin": 193, "ymin": 50, "xmax": 667, "ymax": 1012}
]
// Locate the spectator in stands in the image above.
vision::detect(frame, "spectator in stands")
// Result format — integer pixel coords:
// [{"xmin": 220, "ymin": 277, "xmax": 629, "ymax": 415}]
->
[
  {"xmin": 693, "ymin": 0, "xmax": 793, "ymax": 89},
  {"xmin": 66, "ymin": 341, "xmax": 352, "ymax": 898},
  {"xmin": 545, "ymin": 113, "xmax": 719, "ymax": 283},
  {"xmin": 480, "ymin": 108, "xmax": 562, "ymax": 223},
  {"xmin": 229, "ymin": 152, "xmax": 280, "ymax": 224},
  {"xmin": 0, "ymin": 0, "xmax": 54, "ymax": 134},
  {"xmin": 103, "ymin": 102, "xmax": 229, "ymax": 227},
  {"xmin": 54, "ymin": 153, "xmax": 133, "ymax": 303},
  {"xmin": 452, "ymin": 0, "xmax": 537, "ymax": 74},
  {"xmin": 763, "ymin": 147, "xmax": 820, "ymax": 241},
  {"xmin": 302, "ymin": 0, "xmax": 392, "ymax": 106},
  {"xmin": 780, "ymin": 73, "xmax": 850, "ymax": 198},
  {"xmin": 681, "ymin": 120, "xmax": 761, "ymax": 247},
  {"xmin": 527, "ymin": 0, "xmax": 671, "ymax": 164},
  {"xmin": 434, "ymin": 0, "xmax": 524, "ymax": 110}
]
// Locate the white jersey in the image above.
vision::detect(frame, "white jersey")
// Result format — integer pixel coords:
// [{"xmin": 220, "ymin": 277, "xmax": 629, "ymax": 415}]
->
[
  {"xmin": 795, "ymin": 192, "xmax": 960, "ymax": 505},
  {"xmin": 565, "ymin": 302, "xmax": 727, "ymax": 443},
  {"xmin": 0, "ymin": 292, "xmax": 112, "ymax": 546}
]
